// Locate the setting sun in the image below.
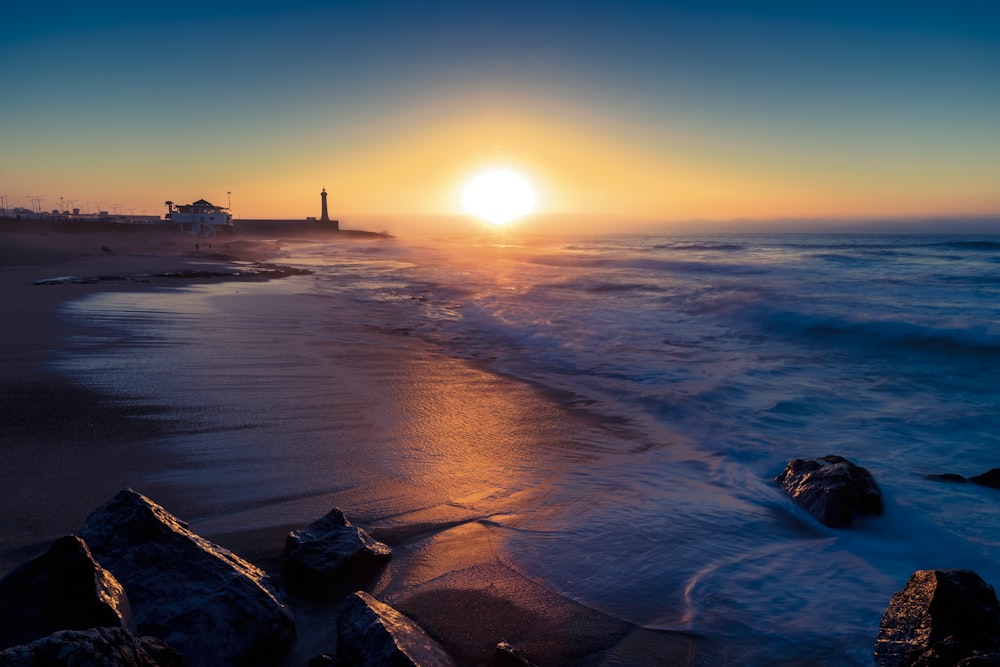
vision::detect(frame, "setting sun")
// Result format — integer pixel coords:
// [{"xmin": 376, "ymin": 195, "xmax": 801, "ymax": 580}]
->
[{"xmin": 461, "ymin": 169, "xmax": 536, "ymax": 225}]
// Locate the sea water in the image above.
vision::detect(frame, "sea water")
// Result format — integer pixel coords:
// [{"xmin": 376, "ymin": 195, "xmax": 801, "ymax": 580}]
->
[{"xmin": 57, "ymin": 232, "xmax": 1000, "ymax": 664}]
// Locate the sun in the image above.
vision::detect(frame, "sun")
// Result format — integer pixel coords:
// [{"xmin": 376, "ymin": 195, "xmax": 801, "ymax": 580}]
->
[{"xmin": 461, "ymin": 169, "xmax": 536, "ymax": 225}]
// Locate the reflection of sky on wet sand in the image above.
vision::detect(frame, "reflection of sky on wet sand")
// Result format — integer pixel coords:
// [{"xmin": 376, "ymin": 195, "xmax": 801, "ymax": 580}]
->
[
  {"xmin": 52, "ymin": 276, "xmax": 616, "ymax": 540},
  {"xmin": 51, "ymin": 273, "xmax": 679, "ymax": 666}
]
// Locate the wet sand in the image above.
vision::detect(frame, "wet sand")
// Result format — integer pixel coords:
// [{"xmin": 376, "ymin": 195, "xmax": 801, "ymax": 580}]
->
[
  {"xmin": 0, "ymin": 229, "xmax": 278, "ymax": 566},
  {"xmin": 0, "ymin": 227, "xmax": 703, "ymax": 665}
]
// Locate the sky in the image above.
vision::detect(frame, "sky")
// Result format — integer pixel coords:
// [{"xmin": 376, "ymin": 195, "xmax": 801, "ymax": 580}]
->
[{"xmin": 2, "ymin": 0, "xmax": 999, "ymax": 233}]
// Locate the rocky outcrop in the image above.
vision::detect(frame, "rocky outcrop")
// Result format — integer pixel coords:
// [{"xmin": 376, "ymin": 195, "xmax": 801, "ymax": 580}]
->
[
  {"xmin": 874, "ymin": 569, "xmax": 1000, "ymax": 666},
  {"xmin": 775, "ymin": 455, "xmax": 882, "ymax": 527},
  {"xmin": 0, "ymin": 627, "xmax": 184, "ymax": 667},
  {"xmin": 155, "ymin": 264, "xmax": 312, "ymax": 281},
  {"xmin": 926, "ymin": 469, "xmax": 1000, "ymax": 489},
  {"xmin": 925, "ymin": 473, "xmax": 968, "ymax": 483},
  {"xmin": 492, "ymin": 641, "xmax": 538, "ymax": 667},
  {"xmin": 970, "ymin": 469, "xmax": 1000, "ymax": 489},
  {"xmin": 336, "ymin": 591, "xmax": 455, "ymax": 666},
  {"xmin": 0, "ymin": 535, "xmax": 133, "ymax": 650},
  {"xmin": 283, "ymin": 508, "xmax": 391, "ymax": 586},
  {"xmin": 78, "ymin": 488, "xmax": 294, "ymax": 666}
]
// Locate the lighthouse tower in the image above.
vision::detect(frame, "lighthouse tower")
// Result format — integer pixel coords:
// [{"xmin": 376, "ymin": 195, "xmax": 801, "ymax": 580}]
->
[
  {"xmin": 320, "ymin": 188, "xmax": 330, "ymax": 222},
  {"xmin": 318, "ymin": 187, "xmax": 339, "ymax": 229}
]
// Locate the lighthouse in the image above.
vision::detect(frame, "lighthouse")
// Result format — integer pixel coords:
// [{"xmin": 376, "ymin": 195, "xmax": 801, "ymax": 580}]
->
[
  {"xmin": 320, "ymin": 188, "xmax": 330, "ymax": 222},
  {"xmin": 317, "ymin": 188, "xmax": 339, "ymax": 230}
]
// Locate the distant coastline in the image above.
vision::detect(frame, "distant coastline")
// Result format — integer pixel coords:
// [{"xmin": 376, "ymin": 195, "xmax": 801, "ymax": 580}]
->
[
  {"xmin": 235, "ymin": 218, "xmax": 388, "ymax": 238},
  {"xmin": 0, "ymin": 216, "xmax": 389, "ymax": 239}
]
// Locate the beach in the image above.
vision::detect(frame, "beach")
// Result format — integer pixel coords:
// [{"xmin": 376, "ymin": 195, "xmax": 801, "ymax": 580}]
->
[
  {"xmin": 0, "ymin": 230, "xmax": 218, "ymax": 563},
  {"xmin": 0, "ymin": 227, "xmax": 699, "ymax": 665},
  {"xmin": 6, "ymin": 227, "xmax": 1000, "ymax": 665}
]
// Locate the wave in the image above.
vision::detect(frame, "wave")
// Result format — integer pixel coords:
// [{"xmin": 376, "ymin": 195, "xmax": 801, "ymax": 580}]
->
[
  {"xmin": 581, "ymin": 281, "xmax": 663, "ymax": 293},
  {"xmin": 761, "ymin": 309, "xmax": 1000, "ymax": 355},
  {"xmin": 928, "ymin": 240, "xmax": 1000, "ymax": 251},
  {"xmin": 528, "ymin": 254, "xmax": 765, "ymax": 276},
  {"xmin": 650, "ymin": 242, "xmax": 746, "ymax": 252},
  {"xmin": 809, "ymin": 253, "xmax": 870, "ymax": 263},
  {"xmin": 935, "ymin": 272, "xmax": 1000, "ymax": 285},
  {"xmin": 777, "ymin": 240, "xmax": 901, "ymax": 251}
]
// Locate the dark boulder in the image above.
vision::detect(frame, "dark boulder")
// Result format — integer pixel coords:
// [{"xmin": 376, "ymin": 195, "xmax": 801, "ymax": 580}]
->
[
  {"xmin": 775, "ymin": 455, "xmax": 882, "ymax": 527},
  {"xmin": 874, "ymin": 569, "xmax": 1000, "ymax": 666},
  {"xmin": 0, "ymin": 535, "xmax": 133, "ymax": 650},
  {"xmin": 492, "ymin": 641, "xmax": 538, "ymax": 667},
  {"xmin": 925, "ymin": 469, "xmax": 1000, "ymax": 491},
  {"xmin": 78, "ymin": 488, "xmax": 294, "ymax": 667},
  {"xmin": 283, "ymin": 508, "xmax": 391, "ymax": 586},
  {"xmin": 336, "ymin": 591, "xmax": 455, "ymax": 666},
  {"xmin": 971, "ymin": 469, "xmax": 1000, "ymax": 489},
  {"xmin": 0, "ymin": 627, "xmax": 184, "ymax": 667},
  {"xmin": 925, "ymin": 473, "xmax": 968, "ymax": 483}
]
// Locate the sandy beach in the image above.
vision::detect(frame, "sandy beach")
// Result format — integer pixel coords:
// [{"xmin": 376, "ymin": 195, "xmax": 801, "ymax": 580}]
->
[
  {"xmin": 0, "ymin": 226, "xmax": 702, "ymax": 666},
  {"xmin": 0, "ymin": 229, "xmax": 272, "ymax": 565}
]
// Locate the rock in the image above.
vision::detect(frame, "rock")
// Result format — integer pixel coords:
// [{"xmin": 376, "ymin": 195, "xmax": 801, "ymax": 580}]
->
[
  {"xmin": 971, "ymin": 469, "xmax": 1000, "ymax": 489},
  {"xmin": 308, "ymin": 654, "xmax": 336, "ymax": 667},
  {"xmin": 775, "ymin": 455, "xmax": 882, "ymax": 527},
  {"xmin": 283, "ymin": 508, "xmax": 391, "ymax": 586},
  {"xmin": 0, "ymin": 627, "xmax": 184, "ymax": 666},
  {"xmin": 33, "ymin": 276, "xmax": 97, "ymax": 285},
  {"xmin": 925, "ymin": 473, "xmax": 968, "ymax": 483},
  {"xmin": 78, "ymin": 488, "xmax": 294, "ymax": 667},
  {"xmin": 0, "ymin": 535, "xmax": 133, "ymax": 650},
  {"xmin": 874, "ymin": 569, "xmax": 1000, "ymax": 666},
  {"xmin": 492, "ymin": 641, "xmax": 538, "ymax": 667},
  {"xmin": 926, "ymin": 469, "xmax": 1000, "ymax": 491},
  {"xmin": 336, "ymin": 591, "xmax": 455, "ymax": 666}
]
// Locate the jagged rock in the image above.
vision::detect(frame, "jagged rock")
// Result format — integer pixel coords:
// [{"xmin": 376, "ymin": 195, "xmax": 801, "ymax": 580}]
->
[
  {"xmin": 925, "ymin": 469, "xmax": 1000, "ymax": 491},
  {"xmin": 283, "ymin": 508, "xmax": 391, "ymax": 586},
  {"xmin": 492, "ymin": 641, "xmax": 538, "ymax": 667},
  {"xmin": 874, "ymin": 569, "xmax": 1000, "ymax": 666},
  {"xmin": 78, "ymin": 488, "xmax": 294, "ymax": 667},
  {"xmin": 336, "ymin": 591, "xmax": 455, "ymax": 666},
  {"xmin": 775, "ymin": 455, "xmax": 882, "ymax": 527},
  {"xmin": 926, "ymin": 473, "xmax": 968, "ymax": 483},
  {"xmin": 0, "ymin": 626, "xmax": 184, "ymax": 666},
  {"xmin": 33, "ymin": 276, "xmax": 97, "ymax": 285},
  {"xmin": 0, "ymin": 535, "xmax": 133, "ymax": 650},
  {"xmin": 971, "ymin": 469, "xmax": 1000, "ymax": 489}
]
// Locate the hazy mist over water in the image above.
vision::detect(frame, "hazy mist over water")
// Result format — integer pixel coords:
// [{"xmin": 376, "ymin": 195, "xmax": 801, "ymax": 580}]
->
[{"xmin": 56, "ymin": 232, "xmax": 1000, "ymax": 664}]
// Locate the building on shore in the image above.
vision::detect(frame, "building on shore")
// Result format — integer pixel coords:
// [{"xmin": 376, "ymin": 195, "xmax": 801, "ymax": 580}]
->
[
  {"xmin": 167, "ymin": 199, "xmax": 233, "ymax": 236},
  {"xmin": 2, "ymin": 189, "xmax": 351, "ymax": 235},
  {"xmin": 0, "ymin": 207, "xmax": 162, "ymax": 225}
]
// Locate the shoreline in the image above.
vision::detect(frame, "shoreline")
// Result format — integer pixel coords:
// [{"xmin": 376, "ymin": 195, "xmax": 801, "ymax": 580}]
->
[
  {"xmin": 0, "ymin": 229, "xmax": 287, "ymax": 569},
  {"xmin": 0, "ymin": 228, "xmax": 703, "ymax": 665}
]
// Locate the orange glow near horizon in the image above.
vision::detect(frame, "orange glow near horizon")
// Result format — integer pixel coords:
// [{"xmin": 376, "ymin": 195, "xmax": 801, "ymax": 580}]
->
[
  {"xmin": 4, "ymin": 104, "xmax": 997, "ymax": 231},
  {"xmin": 201, "ymin": 109, "xmax": 1000, "ymax": 227}
]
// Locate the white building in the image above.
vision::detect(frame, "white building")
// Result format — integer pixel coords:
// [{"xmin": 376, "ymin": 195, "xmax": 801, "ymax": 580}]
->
[{"xmin": 169, "ymin": 199, "xmax": 233, "ymax": 236}]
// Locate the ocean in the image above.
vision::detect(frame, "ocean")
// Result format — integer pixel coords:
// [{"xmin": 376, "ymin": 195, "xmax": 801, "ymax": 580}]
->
[{"xmin": 54, "ymin": 232, "xmax": 1000, "ymax": 665}]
